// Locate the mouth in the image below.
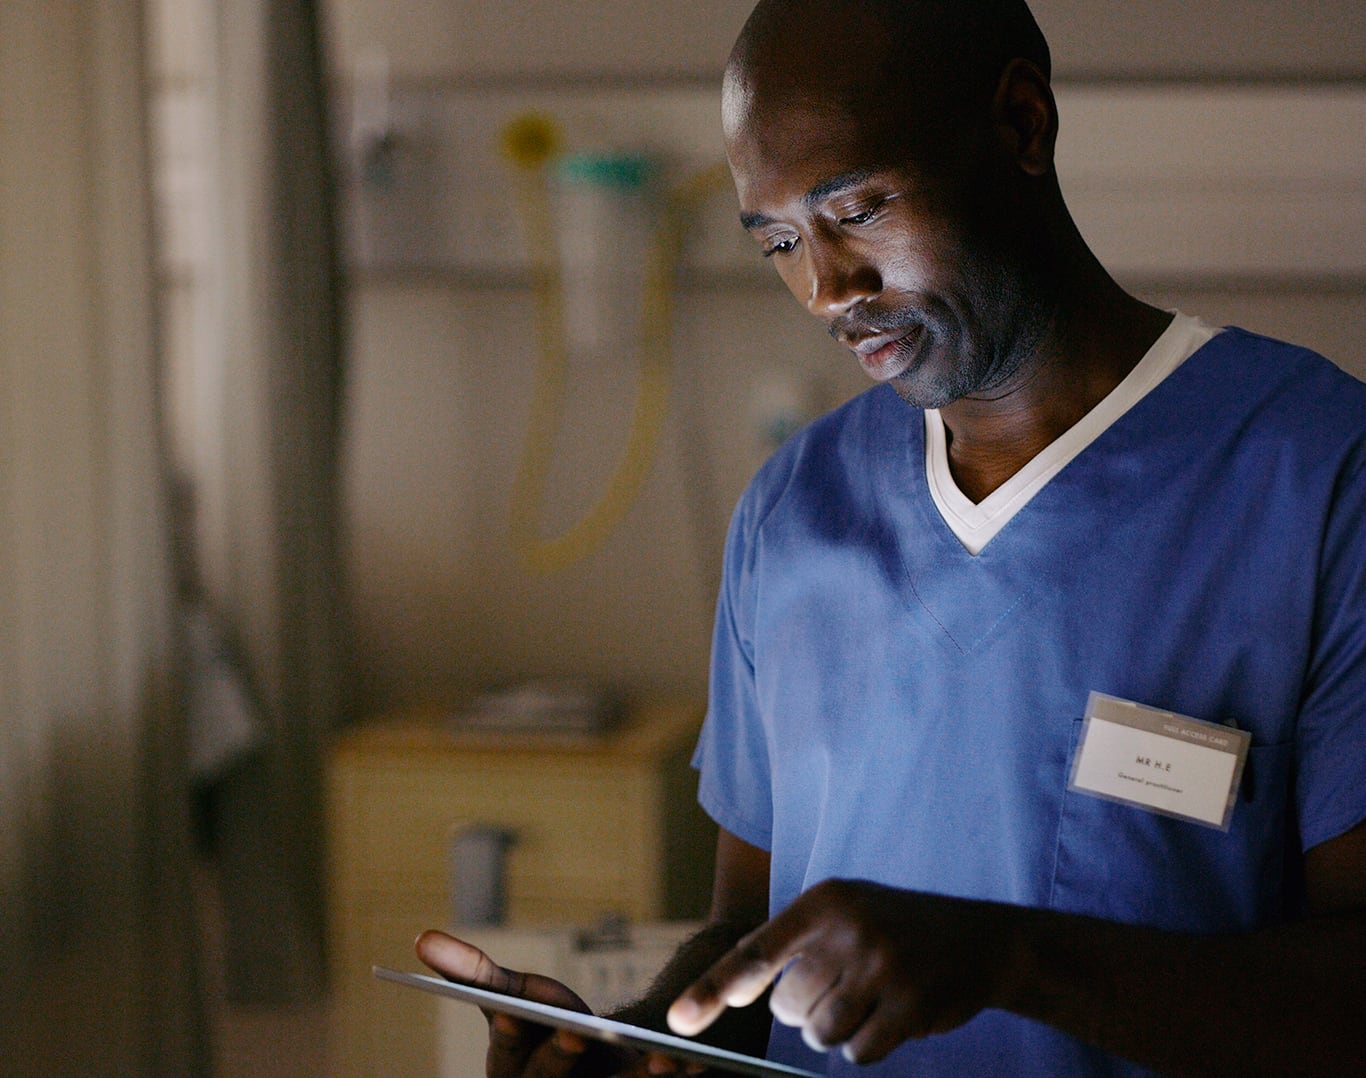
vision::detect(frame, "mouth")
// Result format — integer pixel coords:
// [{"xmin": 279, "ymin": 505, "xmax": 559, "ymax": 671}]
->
[{"xmin": 849, "ymin": 324, "xmax": 924, "ymax": 382}]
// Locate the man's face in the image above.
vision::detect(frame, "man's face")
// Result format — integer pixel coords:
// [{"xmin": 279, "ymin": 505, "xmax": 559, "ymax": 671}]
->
[{"xmin": 725, "ymin": 74, "xmax": 1049, "ymax": 411}]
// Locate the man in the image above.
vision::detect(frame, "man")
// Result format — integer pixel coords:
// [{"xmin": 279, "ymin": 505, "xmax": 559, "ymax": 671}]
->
[{"xmin": 418, "ymin": 1, "xmax": 1366, "ymax": 1073}]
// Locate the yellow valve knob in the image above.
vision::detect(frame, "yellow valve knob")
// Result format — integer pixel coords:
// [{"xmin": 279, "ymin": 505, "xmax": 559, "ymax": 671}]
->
[{"xmin": 499, "ymin": 112, "xmax": 563, "ymax": 171}]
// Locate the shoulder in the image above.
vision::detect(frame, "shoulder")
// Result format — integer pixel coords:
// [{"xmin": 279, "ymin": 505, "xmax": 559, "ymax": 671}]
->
[
  {"xmin": 1178, "ymin": 328, "xmax": 1366, "ymax": 482},
  {"xmin": 734, "ymin": 384, "xmax": 913, "ymax": 533},
  {"xmin": 1198, "ymin": 327, "xmax": 1366, "ymax": 429}
]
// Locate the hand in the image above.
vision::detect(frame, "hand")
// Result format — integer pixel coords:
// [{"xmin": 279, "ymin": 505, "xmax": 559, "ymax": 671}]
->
[
  {"xmin": 416, "ymin": 930, "xmax": 699, "ymax": 1078},
  {"xmin": 666, "ymin": 880, "xmax": 1016, "ymax": 1065}
]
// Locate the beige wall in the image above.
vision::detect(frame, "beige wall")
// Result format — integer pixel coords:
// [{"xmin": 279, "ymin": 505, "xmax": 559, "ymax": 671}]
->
[
  {"xmin": 321, "ymin": 1, "xmax": 1366, "ymax": 715},
  {"xmin": 324, "ymin": 0, "xmax": 1366, "ymax": 81}
]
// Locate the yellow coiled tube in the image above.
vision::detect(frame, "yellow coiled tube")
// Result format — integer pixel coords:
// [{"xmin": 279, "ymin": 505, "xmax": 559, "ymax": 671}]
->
[{"xmin": 501, "ymin": 112, "xmax": 729, "ymax": 574}]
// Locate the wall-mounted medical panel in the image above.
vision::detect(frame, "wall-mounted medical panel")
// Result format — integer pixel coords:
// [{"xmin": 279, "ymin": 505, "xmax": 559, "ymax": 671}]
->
[{"xmin": 328, "ymin": 80, "xmax": 1366, "ymax": 284}]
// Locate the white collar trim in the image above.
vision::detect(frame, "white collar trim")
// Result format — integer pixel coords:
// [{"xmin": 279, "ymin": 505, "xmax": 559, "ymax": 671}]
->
[{"xmin": 924, "ymin": 312, "xmax": 1218, "ymax": 555}]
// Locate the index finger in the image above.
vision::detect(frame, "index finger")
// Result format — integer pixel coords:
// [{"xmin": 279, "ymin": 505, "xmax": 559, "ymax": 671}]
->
[{"xmin": 666, "ymin": 913, "xmax": 812, "ymax": 1037}]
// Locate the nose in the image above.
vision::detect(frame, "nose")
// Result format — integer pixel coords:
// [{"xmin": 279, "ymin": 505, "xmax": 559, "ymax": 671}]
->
[{"xmin": 801, "ymin": 238, "xmax": 882, "ymax": 319}]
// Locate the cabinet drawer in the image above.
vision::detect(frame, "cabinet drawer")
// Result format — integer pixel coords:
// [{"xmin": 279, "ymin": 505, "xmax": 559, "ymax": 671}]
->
[
  {"xmin": 346, "ymin": 762, "xmax": 658, "ymax": 898},
  {"xmin": 331, "ymin": 887, "xmax": 442, "ymax": 1078}
]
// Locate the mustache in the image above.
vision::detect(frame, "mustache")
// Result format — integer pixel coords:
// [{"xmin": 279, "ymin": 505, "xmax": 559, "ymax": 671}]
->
[{"xmin": 827, "ymin": 304, "xmax": 928, "ymax": 345}]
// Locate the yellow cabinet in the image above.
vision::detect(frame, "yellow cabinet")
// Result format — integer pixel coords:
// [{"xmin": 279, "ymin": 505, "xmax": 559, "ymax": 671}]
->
[{"xmin": 326, "ymin": 700, "xmax": 716, "ymax": 1077}]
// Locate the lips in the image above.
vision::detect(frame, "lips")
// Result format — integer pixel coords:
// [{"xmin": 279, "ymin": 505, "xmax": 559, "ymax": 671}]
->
[{"xmin": 850, "ymin": 324, "xmax": 924, "ymax": 381}]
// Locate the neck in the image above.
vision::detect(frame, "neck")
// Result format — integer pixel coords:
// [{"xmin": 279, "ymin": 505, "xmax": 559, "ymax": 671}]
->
[{"xmin": 938, "ymin": 251, "xmax": 1172, "ymax": 503}]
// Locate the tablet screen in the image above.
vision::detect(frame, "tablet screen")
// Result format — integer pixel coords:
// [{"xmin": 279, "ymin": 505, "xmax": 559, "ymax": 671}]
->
[{"xmin": 374, "ymin": 966, "xmax": 823, "ymax": 1077}]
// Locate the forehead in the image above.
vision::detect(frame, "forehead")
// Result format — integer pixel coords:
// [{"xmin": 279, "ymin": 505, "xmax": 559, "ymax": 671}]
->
[{"xmin": 723, "ymin": 78, "xmax": 933, "ymax": 215}]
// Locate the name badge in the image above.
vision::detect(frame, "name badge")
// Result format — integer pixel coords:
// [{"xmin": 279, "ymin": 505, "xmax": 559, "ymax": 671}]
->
[{"xmin": 1068, "ymin": 692, "xmax": 1251, "ymax": 831}]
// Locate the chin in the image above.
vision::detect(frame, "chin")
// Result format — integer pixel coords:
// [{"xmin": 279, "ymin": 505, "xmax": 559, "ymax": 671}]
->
[{"xmin": 888, "ymin": 366, "xmax": 964, "ymax": 411}]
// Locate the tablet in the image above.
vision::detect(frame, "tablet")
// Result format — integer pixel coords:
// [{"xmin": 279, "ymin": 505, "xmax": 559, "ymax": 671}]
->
[{"xmin": 373, "ymin": 966, "xmax": 823, "ymax": 1078}]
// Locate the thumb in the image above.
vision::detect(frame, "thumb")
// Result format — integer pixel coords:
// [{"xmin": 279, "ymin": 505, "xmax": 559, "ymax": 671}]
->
[
  {"xmin": 415, "ymin": 929, "xmax": 589, "ymax": 1012},
  {"xmin": 415, "ymin": 930, "xmax": 509, "ymax": 989}
]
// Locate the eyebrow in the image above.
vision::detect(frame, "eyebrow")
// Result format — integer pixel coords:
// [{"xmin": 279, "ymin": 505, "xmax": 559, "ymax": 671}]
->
[{"xmin": 739, "ymin": 168, "xmax": 878, "ymax": 231}]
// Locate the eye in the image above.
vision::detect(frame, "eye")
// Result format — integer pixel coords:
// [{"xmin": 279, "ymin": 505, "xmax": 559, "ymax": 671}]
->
[
  {"xmin": 839, "ymin": 200, "xmax": 884, "ymax": 227},
  {"xmin": 761, "ymin": 235, "xmax": 799, "ymax": 259}
]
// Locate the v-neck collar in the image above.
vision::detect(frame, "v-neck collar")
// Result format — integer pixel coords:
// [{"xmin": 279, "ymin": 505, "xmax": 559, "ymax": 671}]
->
[{"xmin": 924, "ymin": 313, "xmax": 1218, "ymax": 555}]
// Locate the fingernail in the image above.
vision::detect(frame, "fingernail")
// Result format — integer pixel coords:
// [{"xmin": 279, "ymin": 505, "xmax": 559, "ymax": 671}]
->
[{"xmin": 669, "ymin": 999, "xmax": 698, "ymax": 1025}]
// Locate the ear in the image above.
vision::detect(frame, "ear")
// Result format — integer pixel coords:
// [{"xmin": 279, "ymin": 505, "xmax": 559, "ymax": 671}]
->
[{"xmin": 991, "ymin": 58, "xmax": 1057, "ymax": 177}]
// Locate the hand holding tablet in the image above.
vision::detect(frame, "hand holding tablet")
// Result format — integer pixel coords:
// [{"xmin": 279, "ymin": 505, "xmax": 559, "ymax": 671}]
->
[
  {"xmin": 380, "ymin": 929, "xmax": 822, "ymax": 1077},
  {"xmin": 376, "ymin": 967, "xmax": 821, "ymax": 1077}
]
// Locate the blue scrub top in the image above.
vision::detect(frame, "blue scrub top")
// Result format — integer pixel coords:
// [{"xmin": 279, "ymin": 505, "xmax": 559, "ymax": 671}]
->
[{"xmin": 694, "ymin": 329, "xmax": 1366, "ymax": 1076}]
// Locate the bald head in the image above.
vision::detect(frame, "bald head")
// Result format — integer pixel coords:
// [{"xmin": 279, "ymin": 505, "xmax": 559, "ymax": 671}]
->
[{"xmin": 724, "ymin": 0, "xmax": 1050, "ymax": 158}]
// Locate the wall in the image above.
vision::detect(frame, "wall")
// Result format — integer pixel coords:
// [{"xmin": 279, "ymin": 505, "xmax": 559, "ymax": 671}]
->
[
  {"xmin": 323, "ymin": 0, "xmax": 1366, "ymax": 716},
  {"xmin": 326, "ymin": 0, "xmax": 1366, "ymax": 81}
]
